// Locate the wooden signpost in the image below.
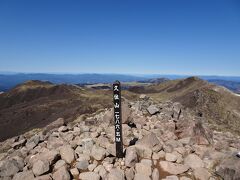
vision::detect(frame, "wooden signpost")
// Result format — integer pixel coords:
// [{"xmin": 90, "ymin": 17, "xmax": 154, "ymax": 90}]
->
[{"xmin": 113, "ymin": 81, "xmax": 124, "ymax": 158}]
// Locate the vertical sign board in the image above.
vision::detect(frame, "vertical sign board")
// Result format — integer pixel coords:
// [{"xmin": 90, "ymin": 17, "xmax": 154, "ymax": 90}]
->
[{"xmin": 113, "ymin": 81, "xmax": 124, "ymax": 158}]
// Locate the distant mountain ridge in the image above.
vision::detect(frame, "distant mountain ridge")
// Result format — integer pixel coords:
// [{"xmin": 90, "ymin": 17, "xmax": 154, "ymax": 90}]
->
[{"xmin": 0, "ymin": 73, "xmax": 240, "ymax": 93}]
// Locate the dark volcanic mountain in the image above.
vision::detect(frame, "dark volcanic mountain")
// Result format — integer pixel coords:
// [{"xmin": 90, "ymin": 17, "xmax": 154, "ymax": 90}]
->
[{"xmin": 0, "ymin": 80, "xmax": 113, "ymax": 141}]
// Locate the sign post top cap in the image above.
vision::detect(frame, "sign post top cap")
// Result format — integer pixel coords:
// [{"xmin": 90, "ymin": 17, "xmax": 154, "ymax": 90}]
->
[{"xmin": 114, "ymin": 80, "xmax": 121, "ymax": 84}]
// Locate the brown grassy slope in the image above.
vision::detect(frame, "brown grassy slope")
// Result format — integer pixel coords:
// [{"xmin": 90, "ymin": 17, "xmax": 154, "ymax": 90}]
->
[
  {"xmin": 129, "ymin": 77, "xmax": 240, "ymax": 135},
  {"xmin": 0, "ymin": 81, "xmax": 114, "ymax": 141}
]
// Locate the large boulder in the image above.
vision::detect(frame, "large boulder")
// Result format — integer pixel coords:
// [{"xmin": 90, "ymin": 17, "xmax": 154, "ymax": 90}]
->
[
  {"xmin": 79, "ymin": 172, "xmax": 100, "ymax": 180},
  {"xmin": 12, "ymin": 171, "xmax": 35, "ymax": 180},
  {"xmin": 136, "ymin": 132, "xmax": 160, "ymax": 148},
  {"xmin": 216, "ymin": 155, "xmax": 240, "ymax": 180},
  {"xmin": 91, "ymin": 145, "xmax": 106, "ymax": 161},
  {"xmin": 43, "ymin": 118, "xmax": 65, "ymax": 134},
  {"xmin": 125, "ymin": 146, "xmax": 138, "ymax": 167},
  {"xmin": 159, "ymin": 161, "xmax": 189, "ymax": 175},
  {"xmin": 147, "ymin": 105, "xmax": 160, "ymax": 115},
  {"xmin": 176, "ymin": 118, "xmax": 213, "ymax": 145},
  {"xmin": 193, "ymin": 168, "xmax": 211, "ymax": 180},
  {"xmin": 60, "ymin": 145, "xmax": 75, "ymax": 164},
  {"xmin": 184, "ymin": 154, "xmax": 204, "ymax": 170},
  {"xmin": 0, "ymin": 159, "xmax": 20, "ymax": 176},
  {"xmin": 135, "ymin": 162, "xmax": 152, "ymax": 177},
  {"xmin": 32, "ymin": 160, "xmax": 50, "ymax": 176},
  {"xmin": 106, "ymin": 168, "xmax": 125, "ymax": 180},
  {"xmin": 52, "ymin": 166, "xmax": 70, "ymax": 180}
]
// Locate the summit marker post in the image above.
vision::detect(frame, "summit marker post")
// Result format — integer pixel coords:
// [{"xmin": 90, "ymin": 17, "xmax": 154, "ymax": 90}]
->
[{"xmin": 113, "ymin": 80, "xmax": 124, "ymax": 158}]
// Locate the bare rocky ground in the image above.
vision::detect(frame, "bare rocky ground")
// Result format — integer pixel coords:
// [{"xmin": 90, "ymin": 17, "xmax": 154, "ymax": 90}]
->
[{"xmin": 0, "ymin": 95, "xmax": 240, "ymax": 180}]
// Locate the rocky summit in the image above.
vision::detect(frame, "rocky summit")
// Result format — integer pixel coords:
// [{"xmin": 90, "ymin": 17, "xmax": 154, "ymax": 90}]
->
[{"xmin": 0, "ymin": 94, "xmax": 240, "ymax": 180}]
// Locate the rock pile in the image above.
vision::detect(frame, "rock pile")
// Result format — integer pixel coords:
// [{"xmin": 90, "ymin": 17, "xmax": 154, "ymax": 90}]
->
[{"xmin": 0, "ymin": 95, "xmax": 240, "ymax": 180}]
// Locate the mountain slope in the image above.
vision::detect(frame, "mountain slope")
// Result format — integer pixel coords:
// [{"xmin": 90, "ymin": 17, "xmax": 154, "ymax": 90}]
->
[
  {"xmin": 129, "ymin": 77, "xmax": 240, "ymax": 135},
  {"xmin": 0, "ymin": 81, "xmax": 113, "ymax": 141}
]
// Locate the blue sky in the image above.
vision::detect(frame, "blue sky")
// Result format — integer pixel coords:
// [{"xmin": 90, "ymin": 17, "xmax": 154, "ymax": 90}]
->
[{"xmin": 0, "ymin": 0, "xmax": 240, "ymax": 76}]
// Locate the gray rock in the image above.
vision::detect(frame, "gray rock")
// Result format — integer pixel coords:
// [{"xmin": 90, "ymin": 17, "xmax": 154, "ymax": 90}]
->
[
  {"xmin": 135, "ymin": 162, "xmax": 152, "ymax": 177},
  {"xmin": 34, "ymin": 174, "xmax": 52, "ymax": 180},
  {"xmin": 164, "ymin": 175, "xmax": 179, "ymax": 180},
  {"xmin": 26, "ymin": 135, "xmax": 40, "ymax": 150},
  {"xmin": 106, "ymin": 168, "xmax": 125, "ymax": 180},
  {"xmin": 12, "ymin": 139, "xmax": 26, "ymax": 149},
  {"xmin": 134, "ymin": 173, "xmax": 151, "ymax": 180},
  {"xmin": 0, "ymin": 160, "xmax": 20, "ymax": 176},
  {"xmin": 184, "ymin": 154, "xmax": 204, "ymax": 170},
  {"xmin": 165, "ymin": 153, "xmax": 177, "ymax": 162},
  {"xmin": 193, "ymin": 168, "xmax": 211, "ymax": 180},
  {"xmin": 136, "ymin": 132, "xmax": 160, "ymax": 148},
  {"xmin": 152, "ymin": 168, "xmax": 160, "ymax": 180},
  {"xmin": 54, "ymin": 160, "xmax": 66, "ymax": 170},
  {"xmin": 43, "ymin": 118, "xmax": 65, "ymax": 134},
  {"xmin": 125, "ymin": 167, "xmax": 134, "ymax": 180},
  {"xmin": 125, "ymin": 146, "xmax": 138, "ymax": 167},
  {"xmin": 147, "ymin": 105, "xmax": 159, "ymax": 115},
  {"xmin": 70, "ymin": 168, "xmax": 79, "ymax": 177},
  {"xmin": 12, "ymin": 170, "xmax": 34, "ymax": 180},
  {"xmin": 75, "ymin": 160, "xmax": 89, "ymax": 170},
  {"xmin": 91, "ymin": 145, "xmax": 106, "ymax": 160},
  {"xmin": 32, "ymin": 160, "xmax": 49, "ymax": 176},
  {"xmin": 216, "ymin": 155, "xmax": 240, "ymax": 180},
  {"xmin": 159, "ymin": 161, "xmax": 189, "ymax": 175},
  {"xmin": 134, "ymin": 144, "xmax": 152, "ymax": 159},
  {"xmin": 88, "ymin": 164, "xmax": 97, "ymax": 171},
  {"xmin": 122, "ymin": 102, "xmax": 132, "ymax": 124},
  {"xmin": 58, "ymin": 126, "xmax": 68, "ymax": 132},
  {"xmin": 52, "ymin": 166, "xmax": 70, "ymax": 180},
  {"xmin": 60, "ymin": 145, "xmax": 75, "ymax": 164},
  {"xmin": 79, "ymin": 172, "xmax": 100, "ymax": 180}
]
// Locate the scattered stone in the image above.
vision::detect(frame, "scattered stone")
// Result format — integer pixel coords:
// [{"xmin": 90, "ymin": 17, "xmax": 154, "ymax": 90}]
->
[
  {"xmin": 152, "ymin": 168, "xmax": 160, "ymax": 180},
  {"xmin": 32, "ymin": 160, "xmax": 49, "ymax": 176},
  {"xmin": 58, "ymin": 126, "xmax": 68, "ymax": 132},
  {"xmin": 12, "ymin": 170, "xmax": 35, "ymax": 180},
  {"xmin": 184, "ymin": 154, "xmax": 204, "ymax": 169},
  {"xmin": 60, "ymin": 145, "xmax": 75, "ymax": 164},
  {"xmin": 79, "ymin": 172, "xmax": 100, "ymax": 180},
  {"xmin": 106, "ymin": 168, "xmax": 125, "ymax": 180},
  {"xmin": 134, "ymin": 173, "xmax": 151, "ymax": 180},
  {"xmin": 54, "ymin": 160, "xmax": 66, "ymax": 170},
  {"xmin": 12, "ymin": 139, "xmax": 26, "ymax": 149},
  {"xmin": 164, "ymin": 175, "xmax": 179, "ymax": 180},
  {"xmin": 125, "ymin": 167, "xmax": 134, "ymax": 180},
  {"xmin": 52, "ymin": 166, "xmax": 70, "ymax": 180},
  {"xmin": 135, "ymin": 163, "xmax": 152, "ymax": 177},
  {"xmin": 70, "ymin": 168, "xmax": 79, "ymax": 177},
  {"xmin": 194, "ymin": 168, "xmax": 211, "ymax": 180},
  {"xmin": 43, "ymin": 118, "xmax": 65, "ymax": 134},
  {"xmin": 147, "ymin": 105, "xmax": 160, "ymax": 115},
  {"xmin": 0, "ymin": 160, "xmax": 20, "ymax": 176},
  {"xmin": 135, "ymin": 144, "xmax": 152, "ymax": 159},
  {"xmin": 75, "ymin": 160, "xmax": 89, "ymax": 170},
  {"xmin": 88, "ymin": 163, "xmax": 97, "ymax": 171},
  {"xmin": 216, "ymin": 155, "xmax": 240, "ymax": 180},
  {"xmin": 125, "ymin": 146, "xmax": 138, "ymax": 167},
  {"xmin": 160, "ymin": 161, "xmax": 189, "ymax": 175},
  {"xmin": 165, "ymin": 153, "xmax": 177, "ymax": 162},
  {"xmin": 91, "ymin": 145, "xmax": 106, "ymax": 160}
]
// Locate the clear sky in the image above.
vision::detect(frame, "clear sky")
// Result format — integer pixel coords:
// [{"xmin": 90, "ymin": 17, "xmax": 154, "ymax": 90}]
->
[{"xmin": 0, "ymin": 0, "xmax": 240, "ymax": 76}]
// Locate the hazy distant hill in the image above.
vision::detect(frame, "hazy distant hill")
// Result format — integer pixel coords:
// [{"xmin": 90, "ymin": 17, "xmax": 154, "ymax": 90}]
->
[
  {"xmin": 208, "ymin": 79, "xmax": 240, "ymax": 94},
  {"xmin": 0, "ymin": 73, "xmax": 148, "ymax": 92},
  {"xmin": 1, "ymin": 73, "xmax": 240, "ymax": 94}
]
